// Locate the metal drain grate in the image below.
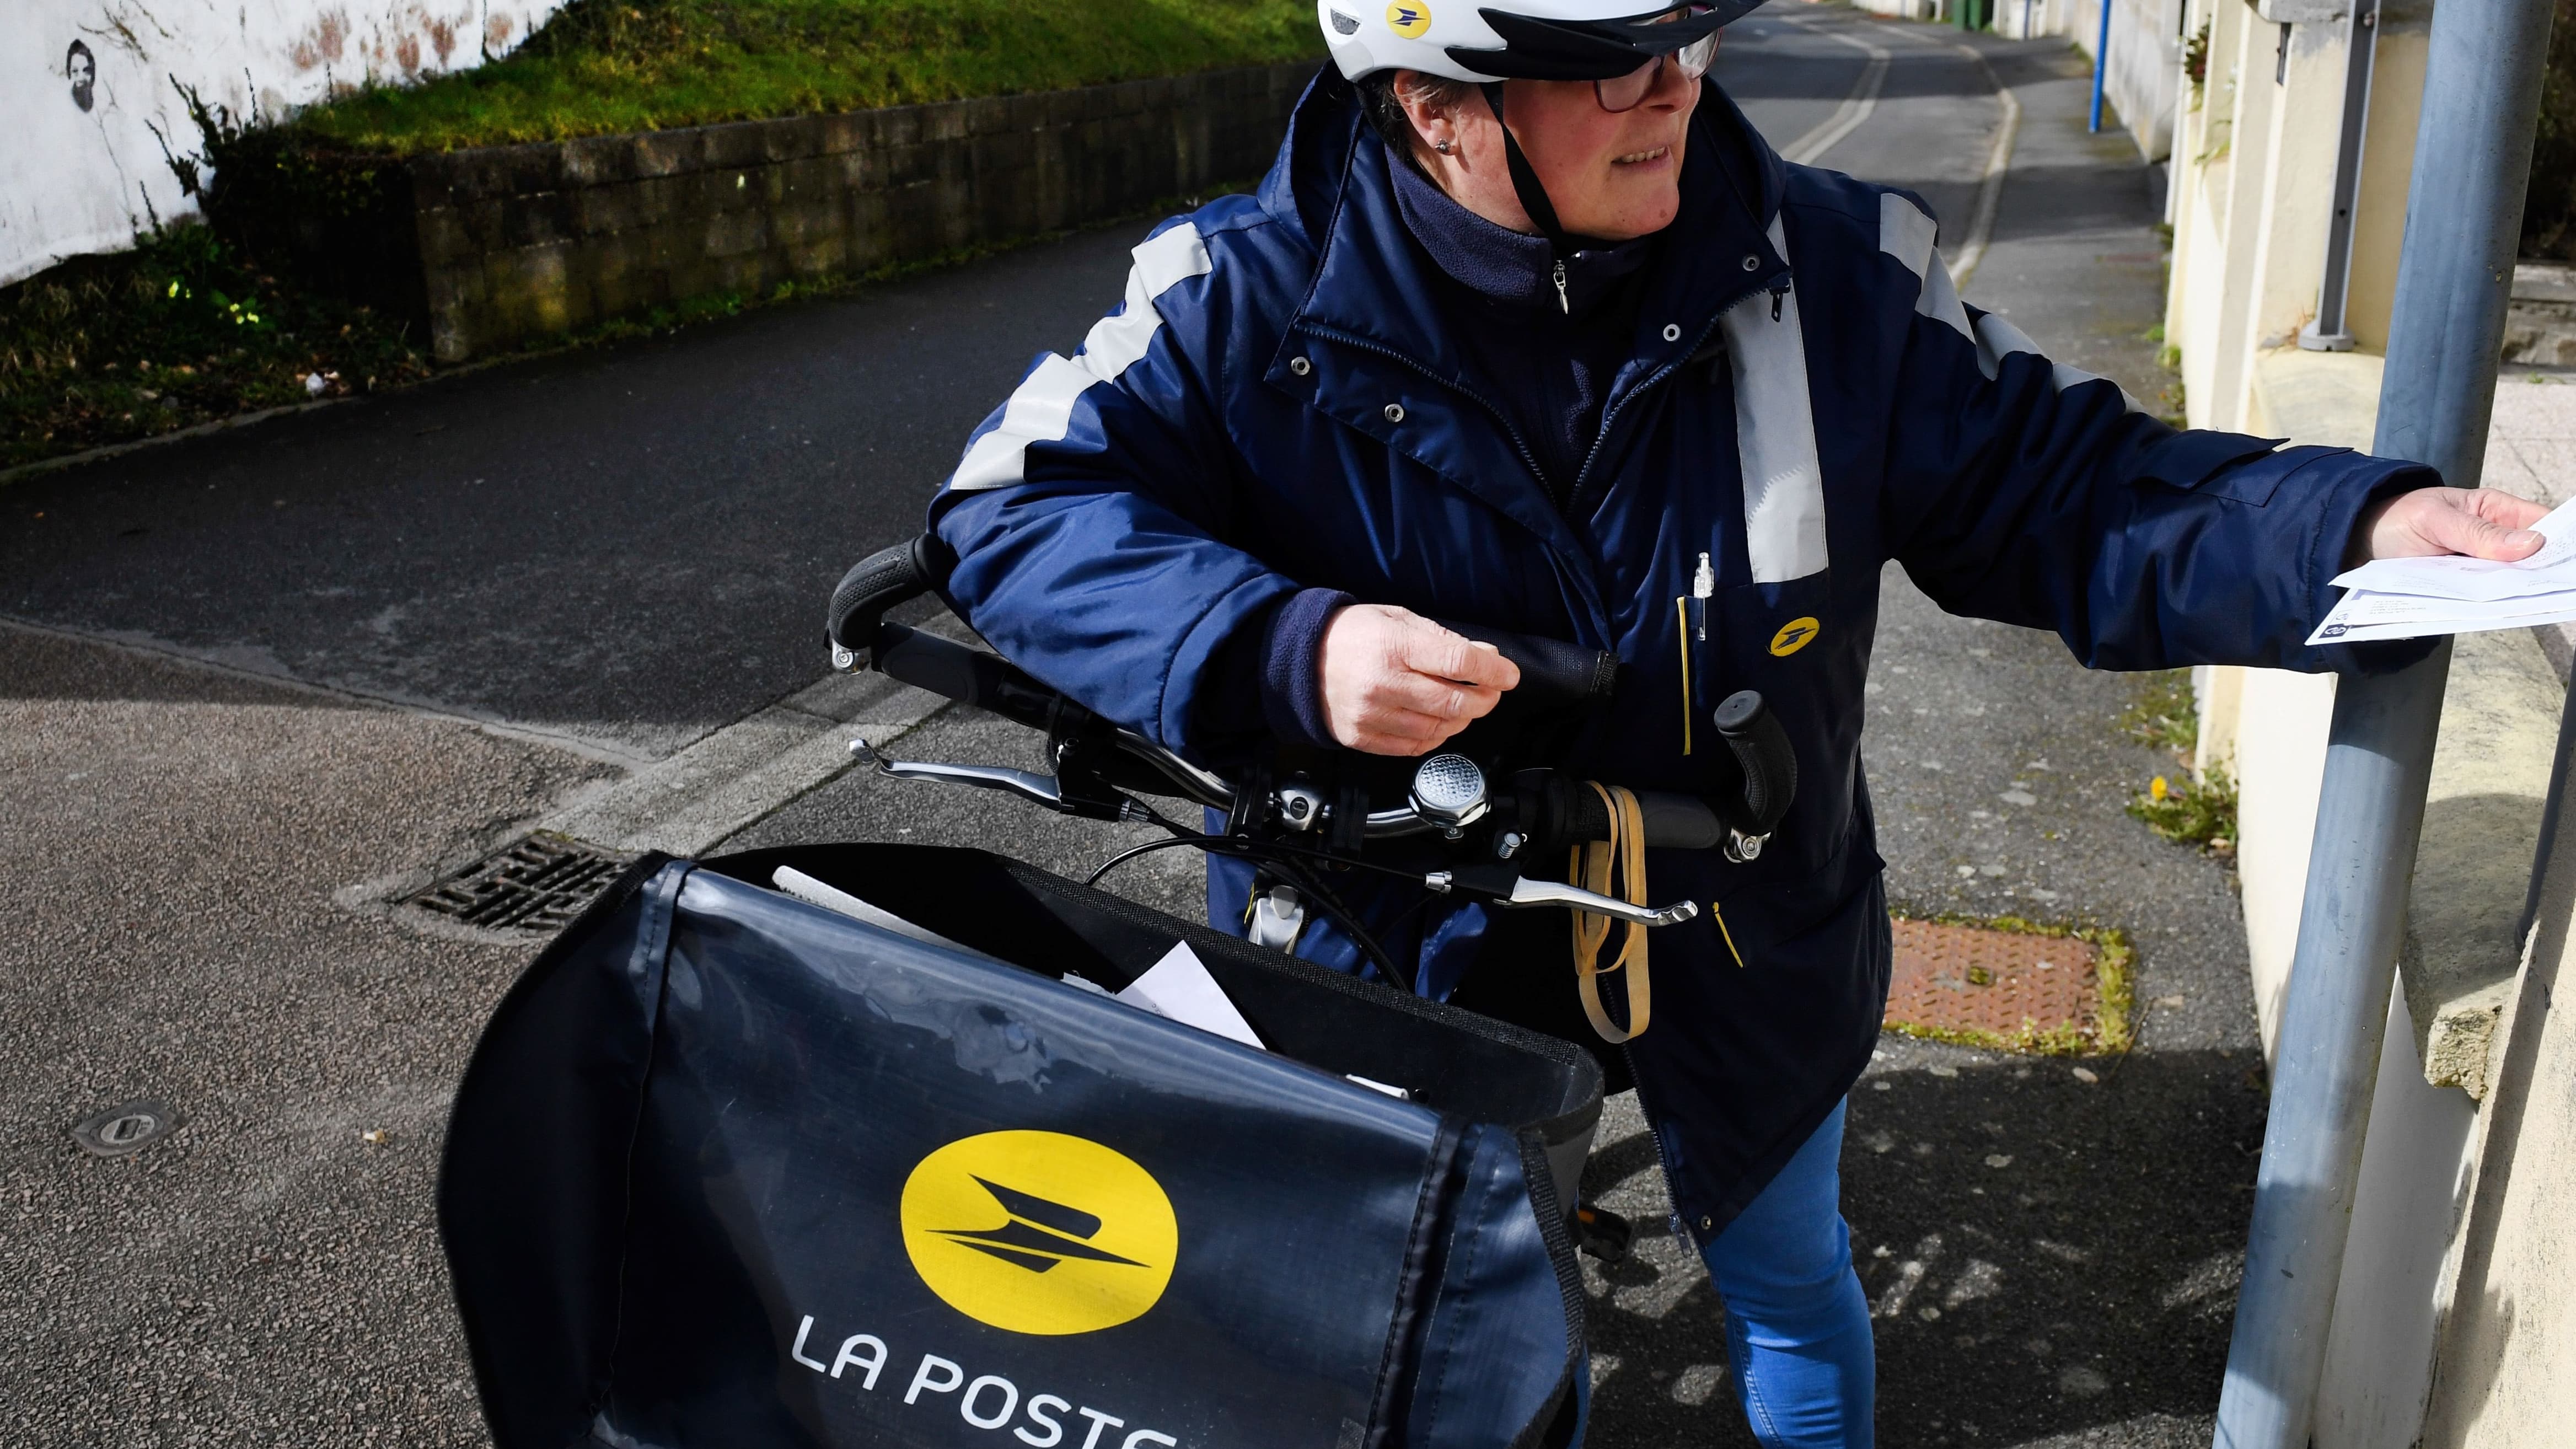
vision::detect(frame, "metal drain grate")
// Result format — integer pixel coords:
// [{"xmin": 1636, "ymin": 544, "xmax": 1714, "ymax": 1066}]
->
[
  {"xmin": 1884, "ymin": 919, "xmax": 2101, "ymax": 1045},
  {"xmin": 409, "ymin": 833, "xmax": 631, "ymax": 933}
]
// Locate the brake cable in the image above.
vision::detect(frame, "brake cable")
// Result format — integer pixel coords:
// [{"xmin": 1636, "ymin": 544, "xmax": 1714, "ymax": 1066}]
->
[{"xmin": 1087, "ymin": 805, "xmax": 1419, "ymax": 990}]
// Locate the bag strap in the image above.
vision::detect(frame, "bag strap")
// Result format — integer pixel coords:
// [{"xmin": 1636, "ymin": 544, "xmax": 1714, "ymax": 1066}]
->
[{"xmin": 1568, "ymin": 782, "xmax": 1651, "ymax": 1043}]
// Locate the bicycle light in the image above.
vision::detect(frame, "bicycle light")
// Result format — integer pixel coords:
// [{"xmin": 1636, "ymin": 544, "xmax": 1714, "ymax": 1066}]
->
[{"xmin": 1410, "ymin": 754, "xmax": 1489, "ymax": 835}]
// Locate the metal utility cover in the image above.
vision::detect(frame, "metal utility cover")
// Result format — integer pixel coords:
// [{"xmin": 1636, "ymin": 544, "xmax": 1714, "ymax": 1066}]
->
[
  {"xmin": 72, "ymin": 1099, "xmax": 183, "ymax": 1157},
  {"xmin": 1883, "ymin": 919, "xmax": 2101, "ymax": 1043},
  {"xmin": 409, "ymin": 832, "xmax": 630, "ymax": 933}
]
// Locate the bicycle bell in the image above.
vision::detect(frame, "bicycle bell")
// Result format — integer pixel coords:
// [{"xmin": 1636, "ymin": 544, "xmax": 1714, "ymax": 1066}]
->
[{"xmin": 1409, "ymin": 753, "xmax": 1489, "ymax": 836}]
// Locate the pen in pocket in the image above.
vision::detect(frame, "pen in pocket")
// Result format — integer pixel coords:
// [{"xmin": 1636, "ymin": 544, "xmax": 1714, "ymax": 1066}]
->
[
  {"xmin": 1678, "ymin": 551, "xmax": 1715, "ymax": 751},
  {"xmin": 1676, "ymin": 595, "xmax": 1693, "ymax": 756}
]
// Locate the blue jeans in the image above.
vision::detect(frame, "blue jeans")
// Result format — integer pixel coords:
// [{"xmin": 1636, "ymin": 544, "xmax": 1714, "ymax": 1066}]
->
[{"xmin": 1698, "ymin": 1099, "xmax": 1875, "ymax": 1448}]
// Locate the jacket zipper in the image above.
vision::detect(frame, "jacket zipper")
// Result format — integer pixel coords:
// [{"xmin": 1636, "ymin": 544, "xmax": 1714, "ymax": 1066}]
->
[
  {"xmin": 1558, "ymin": 242, "xmax": 1788, "ymax": 508},
  {"xmin": 1619, "ymin": 1042, "xmax": 1703, "ymax": 1244}
]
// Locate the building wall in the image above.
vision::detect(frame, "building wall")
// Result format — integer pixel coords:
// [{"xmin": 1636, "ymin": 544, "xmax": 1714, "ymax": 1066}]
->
[
  {"xmin": 2418, "ymin": 787, "xmax": 2576, "ymax": 1445},
  {"xmin": 2, "ymin": 0, "xmax": 565, "ymax": 288},
  {"xmin": 2169, "ymin": 1, "xmax": 2576, "ymax": 1443},
  {"xmin": 2053, "ymin": 0, "xmax": 2183, "ymax": 160}
]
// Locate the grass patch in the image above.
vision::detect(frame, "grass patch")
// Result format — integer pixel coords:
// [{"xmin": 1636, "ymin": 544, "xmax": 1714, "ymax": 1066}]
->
[
  {"xmin": 2117, "ymin": 668, "xmax": 2235, "ymax": 856},
  {"xmin": 1, "ymin": 225, "xmax": 431, "ymax": 470},
  {"xmin": 2127, "ymin": 765, "xmax": 2237, "ymax": 856},
  {"xmin": 1885, "ymin": 912, "xmax": 2135, "ymax": 1056},
  {"xmin": 2119, "ymin": 667, "xmax": 2198, "ymax": 755},
  {"xmin": 296, "ymin": 0, "xmax": 1322, "ymax": 154}
]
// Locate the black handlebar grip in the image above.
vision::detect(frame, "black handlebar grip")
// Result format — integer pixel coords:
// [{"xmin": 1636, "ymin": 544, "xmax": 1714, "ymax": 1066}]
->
[
  {"xmin": 1712, "ymin": 690, "xmax": 1797, "ymax": 834},
  {"xmin": 1534, "ymin": 780, "xmax": 1723, "ymax": 851},
  {"xmin": 826, "ymin": 533, "xmax": 956, "ymax": 658},
  {"xmin": 1435, "ymin": 618, "xmax": 1619, "ymax": 711},
  {"xmin": 1636, "ymin": 791, "xmax": 1725, "ymax": 851},
  {"xmin": 874, "ymin": 626, "xmax": 1064, "ymax": 734}
]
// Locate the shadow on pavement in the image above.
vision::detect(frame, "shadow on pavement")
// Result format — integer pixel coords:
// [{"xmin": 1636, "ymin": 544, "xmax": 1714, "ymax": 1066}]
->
[{"xmin": 1582, "ymin": 1050, "xmax": 2265, "ymax": 1449}]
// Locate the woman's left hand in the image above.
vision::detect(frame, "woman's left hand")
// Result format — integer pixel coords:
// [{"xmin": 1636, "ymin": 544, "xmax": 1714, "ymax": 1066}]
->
[{"xmin": 2358, "ymin": 486, "xmax": 2551, "ymax": 564}]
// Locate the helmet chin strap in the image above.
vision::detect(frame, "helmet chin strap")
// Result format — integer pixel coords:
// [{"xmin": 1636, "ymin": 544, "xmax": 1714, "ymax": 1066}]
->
[{"xmin": 1479, "ymin": 81, "xmax": 1577, "ymax": 310}]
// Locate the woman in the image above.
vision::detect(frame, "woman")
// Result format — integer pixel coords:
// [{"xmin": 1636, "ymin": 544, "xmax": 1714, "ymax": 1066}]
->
[{"xmin": 926, "ymin": 3, "xmax": 2543, "ymax": 1442}]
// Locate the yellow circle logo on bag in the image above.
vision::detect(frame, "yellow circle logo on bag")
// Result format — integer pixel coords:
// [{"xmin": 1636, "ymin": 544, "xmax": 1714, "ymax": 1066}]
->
[
  {"xmin": 900, "ymin": 1130, "xmax": 1177, "ymax": 1335},
  {"xmin": 1769, "ymin": 616, "xmax": 1821, "ymax": 657},
  {"xmin": 1386, "ymin": 2, "xmax": 1432, "ymax": 37}
]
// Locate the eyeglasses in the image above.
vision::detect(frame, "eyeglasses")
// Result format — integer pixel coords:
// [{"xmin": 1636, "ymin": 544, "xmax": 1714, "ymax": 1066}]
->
[{"xmin": 1595, "ymin": 8, "xmax": 1719, "ymax": 112}]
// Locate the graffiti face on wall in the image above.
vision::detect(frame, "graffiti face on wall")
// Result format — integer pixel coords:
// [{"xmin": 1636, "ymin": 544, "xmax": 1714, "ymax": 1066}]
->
[{"xmin": 66, "ymin": 40, "xmax": 96, "ymax": 112}]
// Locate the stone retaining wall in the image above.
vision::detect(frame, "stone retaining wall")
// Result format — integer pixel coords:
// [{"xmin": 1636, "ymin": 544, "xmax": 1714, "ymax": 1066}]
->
[
  {"xmin": 2507, "ymin": 261, "xmax": 2576, "ymax": 369},
  {"xmin": 393, "ymin": 61, "xmax": 1318, "ymax": 361}
]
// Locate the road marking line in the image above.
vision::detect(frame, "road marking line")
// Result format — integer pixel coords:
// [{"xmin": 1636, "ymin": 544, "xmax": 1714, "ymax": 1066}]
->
[
  {"xmin": 1777, "ymin": 16, "xmax": 1891, "ymax": 165},
  {"xmin": 1939, "ymin": 36, "xmax": 2024, "ymax": 293},
  {"xmin": 1769, "ymin": 15, "xmax": 2021, "ymax": 293}
]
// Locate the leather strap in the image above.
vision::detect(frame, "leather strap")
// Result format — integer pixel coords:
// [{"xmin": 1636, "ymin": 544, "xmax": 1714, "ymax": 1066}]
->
[{"xmin": 1569, "ymin": 781, "xmax": 1652, "ymax": 1043}]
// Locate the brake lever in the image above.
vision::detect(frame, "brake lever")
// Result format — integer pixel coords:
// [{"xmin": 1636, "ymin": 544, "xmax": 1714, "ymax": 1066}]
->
[
  {"xmin": 850, "ymin": 737, "xmax": 1144, "ymax": 821},
  {"xmin": 1421, "ymin": 864, "xmax": 1700, "ymax": 929}
]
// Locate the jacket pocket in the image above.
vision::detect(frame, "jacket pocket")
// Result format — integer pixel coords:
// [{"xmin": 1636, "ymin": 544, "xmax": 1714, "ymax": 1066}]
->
[{"xmin": 2132, "ymin": 430, "xmax": 2300, "ymax": 506}]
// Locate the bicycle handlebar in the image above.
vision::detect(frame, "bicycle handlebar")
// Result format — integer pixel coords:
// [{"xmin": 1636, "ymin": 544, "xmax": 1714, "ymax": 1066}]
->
[
  {"xmin": 827, "ymin": 535, "xmax": 952, "ymax": 667},
  {"xmin": 827, "ymin": 534, "xmax": 1795, "ymax": 858},
  {"xmin": 827, "ymin": 537, "xmax": 1626, "ymax": 711}
]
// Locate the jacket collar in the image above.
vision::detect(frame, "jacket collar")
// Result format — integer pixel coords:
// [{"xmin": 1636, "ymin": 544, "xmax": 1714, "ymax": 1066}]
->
[
  {"xmin": 1251, "ymin": 73, "xmax": 1797, "ymax": 640},
  {"xmin": 1264, "ymin": 73, "xmax": 1793, "ymax": 384}
]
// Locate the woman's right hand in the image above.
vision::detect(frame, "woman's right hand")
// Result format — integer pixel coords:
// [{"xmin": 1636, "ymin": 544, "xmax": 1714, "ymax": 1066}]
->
[{"xmin": 1317, "ymin": 604, "xmax": 1521, "ymax": 755}]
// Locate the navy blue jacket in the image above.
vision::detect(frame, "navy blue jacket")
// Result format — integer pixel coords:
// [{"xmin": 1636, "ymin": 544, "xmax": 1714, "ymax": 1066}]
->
[{"xmin": 928, "ymin": 70, "xmax": 2434, "ymax": 1239}]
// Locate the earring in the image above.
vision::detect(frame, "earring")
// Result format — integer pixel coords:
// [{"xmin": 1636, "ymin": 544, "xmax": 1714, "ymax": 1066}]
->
[{"xmin": 1434, "ymin": 138, "xmax": 1453, "ymax": 154}]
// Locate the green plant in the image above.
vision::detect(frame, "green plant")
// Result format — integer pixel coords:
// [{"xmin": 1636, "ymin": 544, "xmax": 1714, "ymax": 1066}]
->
[
  {"xmin": 0, "ymin": 224, "xmax": 430, "ymax": 469},
  {"xmin": 2183, "ymin": 18, "xmax": 2210, "ymax": 89},
  {"xmin": 2127, "ymin": 765, "xmax": 2238, "ymax": 856},
  {"xmin": 2120, "ymin": 668, "xmax": 2199, "ymax": 754}
]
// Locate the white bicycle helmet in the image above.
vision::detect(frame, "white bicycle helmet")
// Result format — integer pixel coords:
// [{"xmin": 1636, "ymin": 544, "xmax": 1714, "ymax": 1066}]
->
[
  {"xmin": 1320, "ymin": 0, "xmax": 1764, "ymax": 84},
  {"xmin": 1323, "ymin": 0, "xmax": 1765, "ymax": 291}
]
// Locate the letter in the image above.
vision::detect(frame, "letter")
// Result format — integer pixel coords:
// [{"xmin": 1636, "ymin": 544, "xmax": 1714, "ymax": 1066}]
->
[
  {"xmin": 1016, "ymin": 1394, "xmax": 1071, "ymax": 1447},
  {"xmin": 1121, "ymin": 1434, "xmax": 1178, "ymax": 1449},
  {"xmin": 962, "ymin": 1375, "xmax": 1020, "ymax": 1430},
  {"xmin": 790, "ymin": 1316, "xmax": 830, "ymax": 1373},
  {"xmin": 831, "ymin": 1334, "xmax": 887, "ymax": 1388},
  {"xmin": 1075, "ymin": 1407, "xmax": 1125, "ymax": 1449},
  {"xmin": 906, "ymin": 1354, "xmax": 965, "ymax": 1405}
]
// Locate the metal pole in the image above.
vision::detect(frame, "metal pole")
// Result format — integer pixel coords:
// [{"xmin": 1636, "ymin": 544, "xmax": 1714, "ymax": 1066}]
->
[
  {"xmin": 2089, "ymin": 0, "xmax": 2111, "ymax": 131},
  {"xmin": 2300, "ymin": 0, "xmax": 2380, "ymax": 352},
  {"xmin": 2210, "ymin": 1, "xmax": 2556, "ymax": 1446}
]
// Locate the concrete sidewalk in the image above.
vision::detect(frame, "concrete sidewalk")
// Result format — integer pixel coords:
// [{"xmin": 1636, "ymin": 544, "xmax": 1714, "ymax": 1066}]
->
[{"xmin": 0, "ymin": 625, "xmax": 600, "ymax": 1445}]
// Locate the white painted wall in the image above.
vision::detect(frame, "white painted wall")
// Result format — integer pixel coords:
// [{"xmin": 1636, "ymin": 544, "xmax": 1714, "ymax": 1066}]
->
[
  {"xmin": 2314, "ymin": 991, "xmax": 2477, "ymax": 1449},
  {"xmin": 2058, "ymin": 0, "xmax": 2183, "ymax": 159},
  {"xmin": 2, "ymin": 0, "xmax": 565, "ymax": 288}
]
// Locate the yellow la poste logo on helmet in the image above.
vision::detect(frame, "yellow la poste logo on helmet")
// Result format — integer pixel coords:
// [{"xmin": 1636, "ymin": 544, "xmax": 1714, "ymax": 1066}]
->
[
  {"xmin": 1386, "ymin": 1, "xmax": 1433, "ymax": 37},
  {"xmin": 900, "ymin": 1130, "xmax": 1177, "ymax": 1335}
]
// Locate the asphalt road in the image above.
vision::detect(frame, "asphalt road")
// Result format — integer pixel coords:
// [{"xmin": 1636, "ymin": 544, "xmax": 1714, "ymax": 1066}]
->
[{"xmin": 3, "ymin": 9, "xmax": 2255, "ymax": 1448}]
